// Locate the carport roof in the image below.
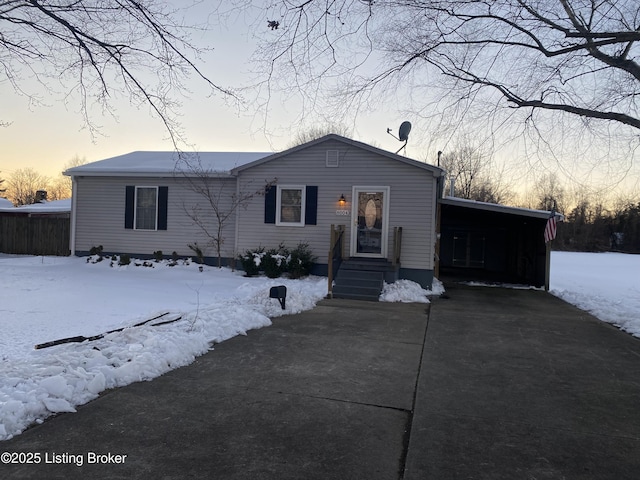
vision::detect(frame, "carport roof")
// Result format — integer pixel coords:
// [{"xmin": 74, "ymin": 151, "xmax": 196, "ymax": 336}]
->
[{"xmin": 440, "ymin": 196, "xmax": 564, "ymax": 221}]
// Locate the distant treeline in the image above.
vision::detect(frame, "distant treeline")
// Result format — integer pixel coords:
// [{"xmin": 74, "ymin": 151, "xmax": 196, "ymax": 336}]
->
[{"xmin": 553, "ymin": 201, "xmax": 640, "ymax": 253}]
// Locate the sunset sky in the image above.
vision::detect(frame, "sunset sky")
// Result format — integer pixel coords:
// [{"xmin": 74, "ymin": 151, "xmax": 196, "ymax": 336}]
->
[
  {"xmin": 0, "ymin": 4, "xmax": 413, "ymax": 180},
  {"xmin": 1, "ymin": 2, "xmax": 637, "ymax": 203}
]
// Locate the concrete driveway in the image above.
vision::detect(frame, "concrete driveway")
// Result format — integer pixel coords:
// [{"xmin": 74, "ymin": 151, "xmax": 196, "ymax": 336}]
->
[{"xmin": 2, "ymin": 284, "xmax": 639, "ymax": 479}]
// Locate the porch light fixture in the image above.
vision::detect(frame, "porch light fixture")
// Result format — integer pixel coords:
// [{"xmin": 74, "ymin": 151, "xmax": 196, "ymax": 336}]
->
[{"xmin": 339, "ymin": 194, "xmax": 346, "ymax": 206}]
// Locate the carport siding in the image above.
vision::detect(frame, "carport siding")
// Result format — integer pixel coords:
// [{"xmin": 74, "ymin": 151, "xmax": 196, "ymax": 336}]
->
[
  {"xmin": 72, "ymin": 176, "xmax": 239, "ymax": 262},
  {"xmin": 234, "ymin": 139, "xmax": 439, "ymax": 286}
]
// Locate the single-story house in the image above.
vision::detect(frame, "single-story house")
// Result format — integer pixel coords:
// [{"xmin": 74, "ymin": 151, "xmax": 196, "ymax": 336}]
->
[
  {"xmin": 0, "ymin": 198, "xmax": 71, "ymax": 218},
  {"xmin": 64, "ymin": 135, "xmax": 444, "ymax": 295},
  {"xmin": 437, "ymin": 196, "xmax": 563, "ymax": 287}
]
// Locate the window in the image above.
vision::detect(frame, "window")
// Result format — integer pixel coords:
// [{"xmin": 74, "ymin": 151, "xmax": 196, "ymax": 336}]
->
[
  {"xmin": 452, "ymin": 231, "xmax": 486, "ymax": 268},
  {"xmin": 264, "ymin": 185, "xmax": 317, "ymax": 226},
  {"xmin": 125, "ymin": 186, "xmax": 168, "ymax": 231},
  {"xmin": 135, "ymin": 187, "xmax": 158, "ymax": 230},
  {"xmin": 276, "ymin": 185, "xmax": 305, "ymax": 226}
]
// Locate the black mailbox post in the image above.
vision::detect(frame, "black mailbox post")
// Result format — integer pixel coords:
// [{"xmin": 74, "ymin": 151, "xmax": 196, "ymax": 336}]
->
[{"xmin": 269, "ymin": 285, "xmax": 287, "ymax": 310}]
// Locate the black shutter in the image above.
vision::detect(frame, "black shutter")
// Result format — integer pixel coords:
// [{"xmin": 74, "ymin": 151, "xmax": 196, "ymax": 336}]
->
[
  {"xmin": 124, "ymin": 186, "xmax": 135, "ymax": 229},
  {"xmin": 264, "ymin": 185, "xmax": 276, "ymax": 224},
  {"xmin": 305, "ymin": 186, "xmax": 318, "ymax": 225},
  {"xmin": 157, "ymin": 186, "xmax": 168, "ymax": 230}
]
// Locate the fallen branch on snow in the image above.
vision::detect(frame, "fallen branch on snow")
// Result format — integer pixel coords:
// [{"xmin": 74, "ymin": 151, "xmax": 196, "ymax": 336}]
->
[{"xmin": 34, "ymin": 312, "xmax": 182, "ymax": 349}]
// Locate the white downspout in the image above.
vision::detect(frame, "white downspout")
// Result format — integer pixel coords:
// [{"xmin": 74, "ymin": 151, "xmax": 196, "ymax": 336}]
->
[
  {"xmin": 69, "ymin": 176, "xmax": 78, "ymax": 255},
  {"xmin": 233, "ymin": 174, "xmax": 241, "ymax": 268}
]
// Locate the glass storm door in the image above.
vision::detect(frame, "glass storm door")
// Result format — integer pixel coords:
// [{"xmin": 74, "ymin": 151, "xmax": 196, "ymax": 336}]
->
[{"xmin": 351, "ymin": 187, "xmax": 390, "ymax": 258}]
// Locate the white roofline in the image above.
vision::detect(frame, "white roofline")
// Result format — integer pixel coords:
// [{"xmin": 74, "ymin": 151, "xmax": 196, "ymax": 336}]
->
[
  {"xmin": 232, "ymin": 134, "xmax": 445, "ymax": 177},
  {"xmin": 64, "ymin": 170, "xmax": 236, "ymax": 178},
  {"xmin": 64, "ymin": 151, "xmax": 273, "ymax": 178},
  {"xmin": 440, "ymin": 196, "xmax": 564, "ymax": 220}
]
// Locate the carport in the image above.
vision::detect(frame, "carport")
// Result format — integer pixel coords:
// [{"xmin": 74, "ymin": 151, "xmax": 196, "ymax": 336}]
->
[{"xmin": 437, "ymin": 197, "xmax": 560, "ymax": 287}]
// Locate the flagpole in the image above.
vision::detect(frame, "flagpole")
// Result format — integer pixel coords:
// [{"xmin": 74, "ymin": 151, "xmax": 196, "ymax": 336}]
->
[
  {"xmin": 544, "ymin": 203, "xmax": 557, "ymax": 292},
  {"xmin": 545, "ymin": 238, "xmax": 551, "ymax": 292}
]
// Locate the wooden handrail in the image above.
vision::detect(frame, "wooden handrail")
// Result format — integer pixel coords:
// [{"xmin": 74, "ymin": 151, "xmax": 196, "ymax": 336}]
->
[
  {"xmin": 392, "ymin": 226, "xmax": 403, "ymax": 267},
  {"xmin": 327, "ymin": 224, "xmax": 345, "ymax": 298}
]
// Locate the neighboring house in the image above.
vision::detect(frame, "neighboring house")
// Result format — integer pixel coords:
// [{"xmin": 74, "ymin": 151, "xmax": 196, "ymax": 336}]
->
[
  {"xmin": 0, "ymin": 198, "xmax": 71, "ymax": 218},
  {"xmin": 64, "ymin": 135, "xmax": 444, "ymax": 294}
]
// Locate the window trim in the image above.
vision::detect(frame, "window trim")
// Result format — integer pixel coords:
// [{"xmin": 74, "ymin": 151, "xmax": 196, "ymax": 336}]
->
[
  {"xmin": 134, "ymin": 186, "xmax": 159, "ymax": 231},
  {"xmin": 276, "ymin": 185, "xmax": 306, "ymax": 227}
]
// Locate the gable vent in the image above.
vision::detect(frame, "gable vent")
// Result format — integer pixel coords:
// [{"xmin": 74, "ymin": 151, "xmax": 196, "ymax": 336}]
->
[{"xmin": 326, "ymin": 150, "xmax": 340, "ymax": 167}]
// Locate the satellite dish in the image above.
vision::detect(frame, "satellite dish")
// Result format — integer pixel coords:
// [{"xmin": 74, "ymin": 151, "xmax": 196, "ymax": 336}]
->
[
  {"xmin": 386, "ymin": 120, "xmax": 412, "ymax": 154},
  {"xmin": 398, "ymin": 121, "xmax": 412, "ymax": 142}
]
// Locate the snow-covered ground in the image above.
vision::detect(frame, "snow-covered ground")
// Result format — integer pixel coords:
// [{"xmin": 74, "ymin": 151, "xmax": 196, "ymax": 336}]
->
[
  {"xmin": 550, "ymin": 251, "xmax": 640, "ymax": 338},
  {"xmin": 0, "ymin": 251, "xmax": 637, "ymax": 441},
  {"xmin": 0, "ymin": 254, "xmax": 438, "ymax": 441}
]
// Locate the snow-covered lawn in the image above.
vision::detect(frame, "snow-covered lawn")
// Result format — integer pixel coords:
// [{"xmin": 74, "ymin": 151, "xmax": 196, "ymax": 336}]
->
[
  {"xmin": 550, "ymin": 251, "xmax": 640, "ymax": 338},
  {"xmin": 0, "ymin": 251, "xmax": 637, "ymax": 441},
  {"xmin": 0, "ymin": 254, "xmax": 437, "ymax": 441}
]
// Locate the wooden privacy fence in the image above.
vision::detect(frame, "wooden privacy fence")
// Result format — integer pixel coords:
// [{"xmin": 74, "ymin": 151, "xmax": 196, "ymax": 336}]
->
[{"xmin": 0, "ymin": 217, "xmax": 70, "ymax": 256}]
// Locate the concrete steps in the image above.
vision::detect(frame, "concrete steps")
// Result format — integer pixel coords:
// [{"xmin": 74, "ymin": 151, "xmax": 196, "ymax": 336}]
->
[{"xmin": 332, "ymin": 259, "xmax": 398, "ymax": 301}]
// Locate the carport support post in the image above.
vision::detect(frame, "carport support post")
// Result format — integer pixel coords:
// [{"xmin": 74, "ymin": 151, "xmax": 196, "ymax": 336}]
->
[
  {"xmin": 544, "ymin": 240, "xmax": 551, "ymax": 291},
  {"xmin": 434, "ymin": 202, "xmax": 441, "ymax": 279}
]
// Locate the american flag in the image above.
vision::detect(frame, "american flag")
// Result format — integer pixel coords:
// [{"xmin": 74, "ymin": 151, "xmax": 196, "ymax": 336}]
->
[{"xmin": 544, "ymin": 212, "xmax": 557, "ymax": 243}]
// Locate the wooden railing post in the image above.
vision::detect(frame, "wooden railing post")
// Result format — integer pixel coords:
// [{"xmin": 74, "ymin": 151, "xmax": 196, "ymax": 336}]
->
[
  {"xmin": 327, "ymin": 224, "xmax": 346, "ymax": 298},
  {"xmin": 392, "ymin": 227, "xmax": 403, "ymax": 266},
  {"xmin": 328, "ymin": 224, "xmax": 335, "ymax": 298}
]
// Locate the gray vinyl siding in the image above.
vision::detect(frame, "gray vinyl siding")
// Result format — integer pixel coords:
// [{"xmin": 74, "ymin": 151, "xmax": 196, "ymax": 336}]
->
[
  {"xmin": 72, "ymin": 176, "xmax": 238, "ymax": 260},
  {"xmin": 236, "ymin": 139, "xmax": 438, "ymax": 270}
]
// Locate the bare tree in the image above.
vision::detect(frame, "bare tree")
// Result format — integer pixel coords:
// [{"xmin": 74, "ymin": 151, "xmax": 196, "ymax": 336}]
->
[
  {"xmin": 531, "ymin": 173, "xmax": 567, "ymax": 212},
  {"xmin": 249, "ymin": 0, "xmax": 639, "ymax": 168},
  {"xmin": 470, "ymin": 176, "xmax": 514, "ymax": 205},
  {"xmin": 48, "ymin": 155, "xmax": 88, "ymax": 200},
  {"xmin": 441, "ymin": 143, "xmax": 486, "ymax": 199},
  {"xmin": 440, "ymin": 138, "xmax": 513, "ymax": 203},
  {"xmin": 177, "ymin": 156, "xmax": 276, "ymax": 267},
  {"xmin": 288, "ymin": 124, "xmax": 353, "ymax": 148},
  {"xmin": 6, "ymin": 168, "xmax": 50, "ymax": 205},
  {"xmin": 1, "ymin": 1, "xmax": 235, "ymax": 142}
]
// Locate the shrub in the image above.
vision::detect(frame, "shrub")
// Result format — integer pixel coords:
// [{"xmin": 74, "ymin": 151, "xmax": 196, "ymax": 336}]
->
[
  {"xmin": 188, "ymin": 243, "xmax": 205, "ymax": 264},
  {"xmin": 238, "ymin": 247, "xmax": 264, "ymax": 277},
  {"xmin": 262, "ymin": 250, "xmax": 288, "ymax": 279},
  {"xmin": 87, "ymin": 245, "xmax": 104, "ymax": 262},
  {"xmin": 153, "ymin": 250, "xmax": 163, "ymax": 262},
  {"xmin": 118, "ymin": 254, "xmax": 131, "ymax": 266},
  {"xmin": 287, "ymin": 243, "xmax": 316, "ymax": 279}
]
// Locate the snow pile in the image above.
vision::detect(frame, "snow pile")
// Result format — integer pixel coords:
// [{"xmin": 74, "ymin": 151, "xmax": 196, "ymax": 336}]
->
[
  {"xmin": 379, "ymin": 278, "xmax": 445, "ymax": 303},
  {"xmin": 0, "ymin": 255, "xmax": 326, "ymax": 441}
]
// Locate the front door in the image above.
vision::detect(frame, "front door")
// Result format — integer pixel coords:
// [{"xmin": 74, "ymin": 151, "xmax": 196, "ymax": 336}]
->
[{"xmin": 350, "ymin": 186, "xmax": 390, "ymax": 258}]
